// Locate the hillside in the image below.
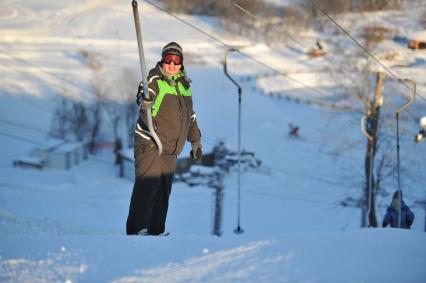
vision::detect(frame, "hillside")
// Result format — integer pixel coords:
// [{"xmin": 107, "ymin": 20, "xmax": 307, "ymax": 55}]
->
[{"xmin": 0, "ymin": 1, "xmax": 425, "ymax": 282}]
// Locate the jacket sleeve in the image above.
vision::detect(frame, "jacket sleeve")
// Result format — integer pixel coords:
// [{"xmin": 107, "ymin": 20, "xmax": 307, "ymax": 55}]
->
[
  {"xmin": 182, "ymin": 76, "xmax": 201, "ymax": 143},
  {"xmin": 187, "ymin": 109, "xmax": 201, "ymax": 143}
]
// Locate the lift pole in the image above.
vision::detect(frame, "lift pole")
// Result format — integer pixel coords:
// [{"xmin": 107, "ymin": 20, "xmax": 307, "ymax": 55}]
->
[
  {"xmin": 395, "ymin": 79, "xmax": 416, "ymax": 228},
  {"xmin": 224, "ymin": 48, "xmax": 244, "ymax": 234},
  {"xmin": 131, "ymin": 0, "xmax": 162, "ymax": 154}
]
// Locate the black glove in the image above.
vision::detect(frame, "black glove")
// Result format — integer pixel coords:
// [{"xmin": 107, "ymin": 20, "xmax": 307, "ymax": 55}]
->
[
  {"xmin": 136, "ymin": 82, "xmax": 144, "ymax": 106},
  {"xmin": 190, "ymin": 141, "xmax": 202, "ymax": 162},
  {"xmin": 136, "ymin": 82, "xmax": 153, "ymax": 110}
]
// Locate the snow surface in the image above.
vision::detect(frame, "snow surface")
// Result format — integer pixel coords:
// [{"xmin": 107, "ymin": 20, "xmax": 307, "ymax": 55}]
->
[{"xmin": 1, "ymin": 1, "xmax": 426, "ymax": 282}]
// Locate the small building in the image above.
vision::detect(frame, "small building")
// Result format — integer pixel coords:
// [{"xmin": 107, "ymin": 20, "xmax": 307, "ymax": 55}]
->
[
  {"xmin": 27, "ymin": 139, "xmax": 89, "ymax": 170},
  {"xmin": 13, "ymin": 156, "xmax": 45, "ymax": 170},
  {"xmin": 408, "ymin": 30, "xmax": 426, "ymax": 49},
  {"xmin": 308, "ymin": 39, "xmax": 326, "ymax": 57}
]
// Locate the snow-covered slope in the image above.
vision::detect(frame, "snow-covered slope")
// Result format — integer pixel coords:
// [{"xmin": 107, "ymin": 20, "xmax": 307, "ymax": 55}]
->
[
  {"xmin": 2, "ymin": 230, "xmax": 425, "ymax": 283},
  {"xmin": 1, "ymin": 1, "xmax": 425, "ymax": 282}
]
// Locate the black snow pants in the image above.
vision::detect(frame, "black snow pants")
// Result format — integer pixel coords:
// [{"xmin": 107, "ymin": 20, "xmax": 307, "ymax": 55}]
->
[{"xmin": 126, "ymin": 134, "xmax": 176, "ymax": 235}]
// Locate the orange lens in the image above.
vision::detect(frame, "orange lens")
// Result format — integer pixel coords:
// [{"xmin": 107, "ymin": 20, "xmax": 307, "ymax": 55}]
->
[{"xmin": 163, "ymin": 54, "xmax": 182, "ymax": 65}]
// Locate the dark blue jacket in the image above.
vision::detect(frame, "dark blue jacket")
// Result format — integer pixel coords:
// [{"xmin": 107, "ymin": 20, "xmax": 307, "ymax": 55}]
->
[{"xmin": 382, "ymin": 201, "xmax": 414, "ymax": 229}]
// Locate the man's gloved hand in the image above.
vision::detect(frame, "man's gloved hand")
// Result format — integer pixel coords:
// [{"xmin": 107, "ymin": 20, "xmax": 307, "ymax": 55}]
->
[
  {"xmin": 190, "ymin": 141, "xmax": 202, "ymax": 162},
  {"xmin": 136, "ymin": 82, "xmax": 153, "ymax": 110},
  {"xmin": 136, "ymin": 82, "xmax": 144, "ymax": 106}
]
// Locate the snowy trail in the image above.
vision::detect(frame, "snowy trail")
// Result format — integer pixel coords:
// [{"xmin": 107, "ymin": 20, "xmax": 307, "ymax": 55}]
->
[{"xmin": 1, "ymin": 230, "xmax": 425, "ymax": 283}]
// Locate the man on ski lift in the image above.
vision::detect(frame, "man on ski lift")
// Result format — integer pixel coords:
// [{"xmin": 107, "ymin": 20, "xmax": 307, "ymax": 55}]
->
[
  {"xmin": 288, "ymin": 123, "xmax": 300, "ymax": 138},
  {"xmin": 316, "ymin": 39, "xmax": 323, "ymax": 50},
  {"xmin": 126, "ymin": 42, "xmax": 202, "ymax": 236},
  {"xmin": 382, "ymin": 190, "xmax": 415, "ymax": 229}
]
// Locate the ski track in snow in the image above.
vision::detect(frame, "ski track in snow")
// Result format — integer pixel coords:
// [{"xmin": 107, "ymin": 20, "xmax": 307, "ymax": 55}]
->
[
  {"xmin": 0, "ymin": 250, "xmax": 88, "ymax": 283},
  {"xmin": 110, "ymin": 241, "xmax": 284, "ymax": 283}
]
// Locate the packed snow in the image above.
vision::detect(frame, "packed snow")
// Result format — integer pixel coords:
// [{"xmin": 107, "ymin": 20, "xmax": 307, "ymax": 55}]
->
[{"xmin": 1, "ymin": 0, "xmax": 425, "ymax": 282}]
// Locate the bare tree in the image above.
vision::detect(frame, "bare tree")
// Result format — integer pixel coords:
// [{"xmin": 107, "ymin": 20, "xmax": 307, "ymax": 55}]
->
[
  {"xmin": 87, "ymin": 79, "xmax": 106, "ymax": 154},
  {"xmin": 50, "ymin": 93, "xmax": 89, "ymax": 143},
  {"xmin": 353, "ymin": 0, "xmax": 401, "ymax": 11},
  {"xmin": 99, "ymin": 78, "xmax": 124, "ymax": 145},
  {"xmin": 102, "ymin": 100, "xmax": 122, "ymax": 142},
  {"xmin": 116, "ymin": 67, "xmax": 139, "ymax": 148},
  {"xmin": 70, "ymin": 100, "xmax": 89, "ymax": 142},
  {"xmin": 321, "ymin": 23, "xmax": 424, "ymax": 227},
  {"xmin": 49, "ymin": 96, "xmax": 69, "ymax": 140},
  {"xmin": 302, "ymin": 0, "xmax": 352, "ymax": 18},
  {"xmin": 362, "ymin": 72, "xmax": 385, "ymax": 227}
]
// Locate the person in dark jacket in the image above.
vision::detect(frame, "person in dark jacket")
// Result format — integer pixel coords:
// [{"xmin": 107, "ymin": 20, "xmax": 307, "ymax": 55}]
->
[
  {"xmin": 126, "ymin": 42, "xmax": 202, "ymax": 236},
  {"xmin": 382, "ymin": 190, "xmax": 414, "ymax": 229}
]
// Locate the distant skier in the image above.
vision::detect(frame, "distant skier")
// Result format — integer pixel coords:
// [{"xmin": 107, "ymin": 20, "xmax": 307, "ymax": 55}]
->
[
  {"xmin": 315, "ymin": 39, "xmax": 323, "ymax": 51},
  {"xmin": 308, "ymin": 39, "xmax": 326, "ymax": 57},
  {"xmin": 382, "ymin": 190, "xmax": 414, "ymax": 229},
  {"xmin": 288, "ymin": 123, "xmax": 300, "ymax": 138},
  {"xmin": 126, "ymin": 42, "xmax": 202, "ymax": 236}
]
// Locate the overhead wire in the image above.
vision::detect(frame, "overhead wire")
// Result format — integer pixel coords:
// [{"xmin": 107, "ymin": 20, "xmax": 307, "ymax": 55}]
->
[
  {"xmin": 229, "ymin": 0, "xmax": 426, "ymax": 107},
  {"xmin": 0, "ymin": 3, "xmax": 381, "ymax": 211},
  {"xmin": 228, "ymin": 1, "xmax": 315, "ymax": 52},
  {"xmin": 266, "ymin": 165, "xmax": 343, "ymax": 187},
  {"xmin": 0, "ymin": 117, "xmax": 47, "ymax": 135},
  {"xmin": 0, "ymin": 65, "xmax": 56, "ymax": 112},
  {"xmin": 0, "ymin": 50, "xmax": 94, "ymax": 97},
  {"xmin": 241, "ymin": 188, "xmax": 333, "ymax": 205},
  {"xmin": 2, "ymin": 2, "xmax": 421, "ymax": 178},
  {"xmin": 0, "ymin": 63, "xmax": 69, "ymax": 111},
  {"xmin": 1, "ymin": 51, "xmax": 139, "ymax": 151},
  {"xmin": 146, "ymin": 0, "xmax": 418, "ymax": 112},
  {"xmin": 308, "ymin": 0, "xmax": 426, "ymax": 101},
  {"xmin": 3, "ymin": 1, "xmax": 423, "ymax": 105},
  {"xmin": 0, "ymin": 130, "xmax": 115, "ymax": 165},
  {"xmin": 135, "ymin": 0, "xmax": 402, "ymax": 194},
  {"xmin": 229, "ymin": 0, "xmax": 394, "ymax": 103},
  {"xmin": 144, "ymin": 0, "xmax": 331, "ymax": 99},
  {"xmin": 0, "ymin": 111, "xmax": 124, "ymax": 167},
  {"xmin": 304, "ymin": 2, "xmax": 425, "ymax": 208},
  {"xmin": 0, "ymin": 131, "xmax": 46, "ymax": 147},
  {"xmin": 0, "ymin": 50, "xmax": 129, "ymax": 108},
  {"xmin": 1, "ymin": 1, "xmax": 358, "ymax": 113},
  {"xmin": 229, "ymin": 0, "xmax": 256, "ymax": 20},
  {"xmin": 228, "ymin": 0, "xmax": 308, "ymax": 50},
  {"xmin": 0, "ymin": 118, "xmax": 347, "ymax": 195}
]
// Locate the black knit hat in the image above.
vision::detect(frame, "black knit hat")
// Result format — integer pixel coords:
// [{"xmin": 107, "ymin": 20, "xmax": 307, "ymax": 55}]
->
[
  {"xmin": 393, "ymin": 190, "xmax": 403, "ymax": 200},
  {"xmin": 162, "ymin": 42, "xmax": 183, "ymax": 60}
]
